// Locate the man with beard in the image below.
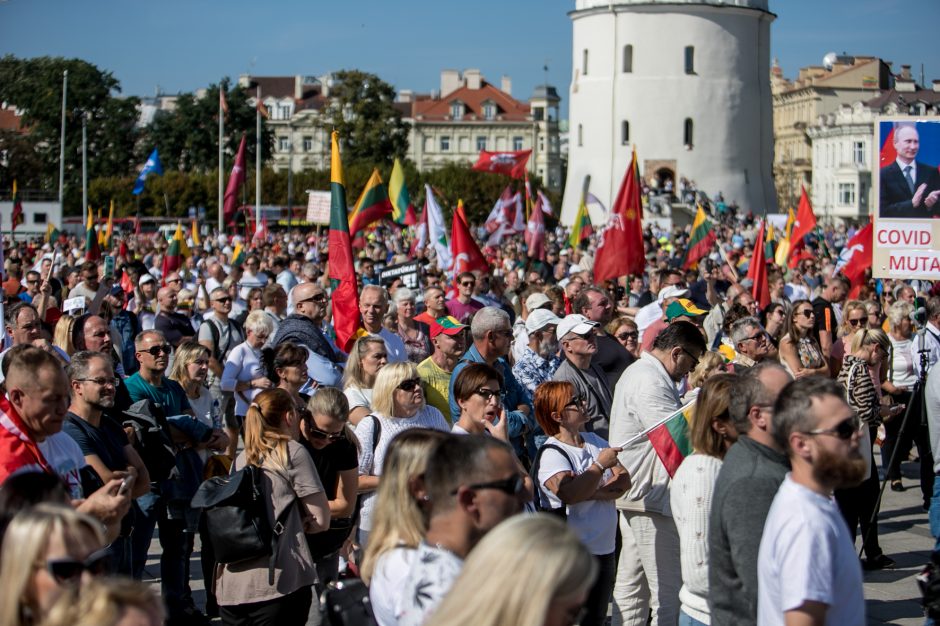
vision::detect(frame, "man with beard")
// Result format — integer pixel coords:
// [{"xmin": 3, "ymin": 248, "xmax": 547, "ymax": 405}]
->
[
  {"xmin": 757, "ymin": 377, "xmax": 867, "ymax": 626},
  {"xmin": 553, "ymin": 314, "xmax": 612, "ymax": 439},
  {"xmin": 512, "ymin": 308, "xmax": 562, "ymax": 395},
  {"xmin": 63, "ymin": 351, "xmax": 151, "ymax": 574}
]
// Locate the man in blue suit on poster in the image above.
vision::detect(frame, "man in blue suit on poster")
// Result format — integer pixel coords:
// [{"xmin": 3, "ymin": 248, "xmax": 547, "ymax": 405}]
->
[{"xmin": 880, "ymin": 123, "xmax": 940, "ymax": 218}]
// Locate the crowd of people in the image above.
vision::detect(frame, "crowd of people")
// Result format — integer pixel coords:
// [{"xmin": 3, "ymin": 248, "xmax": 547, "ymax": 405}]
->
[{"xmin": 1, "ymin": 200, "xmax": 940, "ymax": 626}]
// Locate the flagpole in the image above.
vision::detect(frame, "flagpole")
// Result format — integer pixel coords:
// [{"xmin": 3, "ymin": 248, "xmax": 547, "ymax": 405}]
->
[
  {"xmin": 81, "ymin": 112, "xmax": 88, "ymax": 228},
  {"xmin": 615, "ymin": 400, "xmax": 696, "ymax": 449},
  {"xmin": 255, "ymin": 86, "xmax": 262, "ymax": 234},
  {"xmin": 218, "ymin": 86, "xmax": 224, "ymax": 235},
  {"xmin": 58, "ymin": 70, "xmax": 67, "ymax": 213}
]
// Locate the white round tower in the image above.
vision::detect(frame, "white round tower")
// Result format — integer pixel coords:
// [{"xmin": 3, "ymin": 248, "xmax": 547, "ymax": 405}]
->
[{"xmin": 561, "ymin": 0, "xmax": 777, "ymax": 225}]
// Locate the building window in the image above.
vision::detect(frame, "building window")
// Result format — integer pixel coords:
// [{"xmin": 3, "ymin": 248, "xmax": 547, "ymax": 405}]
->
[
  {"xmin": 684, "ymin": 46, "xmax": 695, "ymax": 74},
  {"xmin": 440, "ymin": 136, "xmax": 451, "ymax": 152},
  {"xmin": 483, "ymin": 103, "xmax": 497, "ymax": 120},
  {"xmin": 303, "ymin": 136, "xmax": 313, "ymax": 152},
  {"xmin": 839, "ymin": 183, "xmax": 856, "ymax": 205},
  {"xmin": 578, "ymin": 124, "xmax": 583, "ymax": 147},
  {"xmin": 278, "ymin": 136, "xmax": 290, "ymax": 152},
  {"xmin": 476, "ymin": 136, "xmax": 487, "ymax": 151},
  {"xmin": 539, "ymin": 137, "xmax": 545, "ymax": 152},
  {"xmin": 683, "ymin": 118, "xmax": 694, "ymax": 147},
  {"xmin": 583, "ymin": 49, "xmax": 589, "ymax": 75},
  {"xmin": 513, "ymin": 136, "xmax": 524, "ymax": 151},
  {"xmin": 450, "ymin": 101, "xmax": 464, "ymax": 119},
  {"xmin": 623, "ymin": 45, "xmax": 633, "ymax": 73},
  {"xmin": 33, "ymin": 212, "xmax": 47, "ymax": 224},
  {"xmin": 621, "ymin": 120, "xmax": 630, "ymax": 145},
  {"xmin": 533, "ymin": 106, "xmax": 544, "ymax": 121},
  {"xmin": 854, "ymin": 141, "xmax": 865, "ymax": 165},
  {"xmin": 279, "ymin": 104, "xmax": 291, "ymax": 119}
]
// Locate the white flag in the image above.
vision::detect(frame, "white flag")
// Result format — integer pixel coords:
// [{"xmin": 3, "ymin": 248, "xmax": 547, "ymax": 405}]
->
[{"xmin": 424, "ymin": 185, "xmax": 451, "ymax": 271}]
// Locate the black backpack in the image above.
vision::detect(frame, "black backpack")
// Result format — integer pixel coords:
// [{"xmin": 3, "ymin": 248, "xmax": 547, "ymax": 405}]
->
[
  {"xmin": 203, "ymin": 317, "xmax": 244, "ymax": 363},
  {"xmin": 191, "ymin": 464, "xmax": 293, "ymax": 585},
  {"xmin": 122, "ymin": 400, "xmax": 177, "ymax": 482},
  {"xmin": 529, "ymin": 443, "xmax": 573, "ymax": 519}
]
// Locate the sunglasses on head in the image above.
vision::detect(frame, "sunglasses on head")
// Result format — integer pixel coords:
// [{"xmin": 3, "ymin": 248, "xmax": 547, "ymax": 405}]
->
[
  {"xmin": 451, "ymin": 474, "xmax": 526, "ymax": 496},
  {"xmin": 397, "ymin": 377, "xmax": 422, "ymax": 392},
  {"xmin": 44, "ymin": 547, "xmax": 111, "ymax": 583},
  {"xmin": 143, "ymin": 344, "xmax": 171, "ymax": 356},
  {"xmin": 805, "ymin": 416, "xmax": 862, "ymax": 440}
]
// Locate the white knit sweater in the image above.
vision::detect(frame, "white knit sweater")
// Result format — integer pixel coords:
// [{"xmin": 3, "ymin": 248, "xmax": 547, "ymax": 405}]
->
[{"xmin": 669, "ymin": 452, "xmax": 723, "ymax": 624}]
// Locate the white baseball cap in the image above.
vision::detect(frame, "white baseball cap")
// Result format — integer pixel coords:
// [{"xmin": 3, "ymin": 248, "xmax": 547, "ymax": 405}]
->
[
  {"xmin": 525, "ymin": 292, "xmax": 552, "ymax": 311},
  {"xmin": 658, "ymin": 285, "xmax": 689, "ymax": 302},
  {"xmin": 526, "ymin": 309, "xmax": 562, "ymax": 335},
  {"xmin": 556, "ymin": 314, "xmax": 599, "ymax": 340}
]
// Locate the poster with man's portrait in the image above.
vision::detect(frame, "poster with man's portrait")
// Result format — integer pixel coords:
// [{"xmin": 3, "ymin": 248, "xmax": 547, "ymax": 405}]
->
[{"xmin": 873, "ymin": 118, "xmax": 940, "ymax": 280}]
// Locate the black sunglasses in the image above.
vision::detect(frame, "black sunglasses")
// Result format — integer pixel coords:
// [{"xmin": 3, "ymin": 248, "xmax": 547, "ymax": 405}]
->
[
  {"xmin": 297, "ymin": 294, "xmax": 327, "ymax": 304},
  {"xmin": 307, "ymin": 424, "xmax": 345, "ymax": 442},
  {"xmin": 565, "ymin": 394, "xmax": 586, "ymax": 409},
  {"xmin": 617, "ymin": 331, "xmax": 638, "ymax": 341},
  {"xmin": 397, "ymin": 377, "xmax": 422, "ymax": 392},
  {"xmin": 451, "ymin": 474, "xmax": 525, "ymax": 496},
  {"xmin": 474, "ymin": 387, "xmax": 504, "ymax": 402},
  {"xmin": 847, "ymin": 318, "xmax": 864, "ymax": 327},
  {"xmin": 142, "ymin": 344, "xmax": 171, "ymax": 356},
  {"xmin": 44, "ymin": 547, "xmax": 111, "ymax": 583},
  {"xmin": 805, "ymin": 416, "xmax": 862, "ymax": 441},
  {"xmin": 214, "ymin": 297, "xmax": 232, "ymax": 304},
  {"xmin": 460, "ymin": 281, "xmax": 476, "ymax": 287},
  {"xmin": 798, "ymin": 309, "xmax": 815, "ymax": 318}
]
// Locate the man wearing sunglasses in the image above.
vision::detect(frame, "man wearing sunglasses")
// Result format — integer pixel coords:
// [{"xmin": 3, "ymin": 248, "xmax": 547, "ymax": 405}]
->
[
  {"xmin": 758, "ymin": 377, "xmax": 867, "ymax": 626},
  {"xmin": 812, "ymin": 275, "xmax": 849, "ymax": 361},
  {"xmin": 553, "ymin": 314, "xmax": 612, "ymax": 439},
  {"xmin": 396, "ymin": 435, "xmax": 528, "ymax": 625},
  {"xmin": 729, "ymin": 317, "xmax": 773, "ymax": 368},
  {"xmin": 445, "ymin": 271, "xmax": 484, "ymax": 325},
  {"xmin": 274, "ymin": 282, "xmax": 343, "ymax": 387},
  {"xmin": 198, "ymin": 286, "xmax": 246, "ymax": 417}
]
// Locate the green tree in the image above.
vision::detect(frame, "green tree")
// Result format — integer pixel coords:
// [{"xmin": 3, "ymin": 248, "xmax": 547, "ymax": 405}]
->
[
  {"xmin": 327, "ymin": 70, "xmax": 410, "ymax": 165},
  {"xmin": 0, "ymin": 55, "xmax": 140, "ymax": 211},
  {"xmin": 140, "ymin": 80, "xmax": 273, "ymax": 173}
]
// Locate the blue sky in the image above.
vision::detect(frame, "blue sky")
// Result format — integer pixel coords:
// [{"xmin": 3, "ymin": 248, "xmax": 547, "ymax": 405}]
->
[{"xmin": 1, "ymin": 0, "xmax": 938, "ymax": 115}]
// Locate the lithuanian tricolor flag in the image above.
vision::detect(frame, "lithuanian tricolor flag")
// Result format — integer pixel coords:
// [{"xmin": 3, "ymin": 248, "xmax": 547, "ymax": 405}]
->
[
  {"xmin": 774, "ymin": 208, "xmax": 795, "ymax": 266},
  {"xmin": 11, "ymin": 180, "xmax": 24, "ymax": 230},
  {"xmin": 45, "ymin": 222, "xmax": 60, "ymax": 244},
  {"xmin": 681, "ymin": 205, "xmax": 716, "ymax": 269},
  {"xmin": 348, "ymin": 168, "xmax": 393, "ymax": 235},
  {"xmin": 328, "ymin": 131, "xmax": 364, "ymax": 353},
  {"xmin": 764, "ymin": 219, "xmax": 777, "ymax": 263},
  {"xmin": 84, "ymin": 210, "xmax": 101, "ymax": 261},
  {"xmin": 231, "ymin": 243, "xmax": 245, "ymax": 267},
  {"xmin": 646, "ymin": 402, "xmax": 695, "ymax": 478},
  {"xmin": 569, "ymin": 200, "xmax": 593, "ymax": 248},
  {"xmin": 161, "ymin": 222, "xmax": 190, "ymax": 280}
]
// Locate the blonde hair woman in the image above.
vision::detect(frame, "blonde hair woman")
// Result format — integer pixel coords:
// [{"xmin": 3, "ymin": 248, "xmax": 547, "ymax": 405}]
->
[
  {"xmin": 52, "ymin": 314, "xmax": 76, "ymax": 356},
  {"xmin": 0, "ymin": 503, "xmax": 107, "ymax": 626},
  {"xmin": 41, "ymin": 577, "xmax": 164, "ymax": 626},
  {"xmin": 168, "ymin": 340, "xmax": 227, "ymax": 460},
  {"xmin": 354, "ymin": 361, "xmax": 449, "ymax": 549},
  {"xmin": 425, "ymin": 514, "xmax": 597, "ymax": 626},
  {"xmin": 828, "ymin": 299, "xmax": 868, "ymax": 377},
  {"xmin": 363, "ymin": 428, "xmax": 450, "ymax": 625},
  {"xmin": 214, "ymin": 388, "xmax": 331, "ymax": 625},
  {"xmin": 343, "ymin": 335, "xmax": 389, "ymax": 425}
]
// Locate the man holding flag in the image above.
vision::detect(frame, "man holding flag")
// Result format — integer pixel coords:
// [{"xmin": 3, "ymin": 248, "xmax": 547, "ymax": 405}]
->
[{"xmin": 609, "ymin": 321, "xmax": 706, "ymax": 626}]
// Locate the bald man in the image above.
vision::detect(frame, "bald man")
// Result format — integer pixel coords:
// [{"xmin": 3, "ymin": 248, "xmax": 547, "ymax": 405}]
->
[
  {"xmin": 272, "ymin": 282, "xmax": 343, "ymax": 386},
  {"xmin": 153, "ymin": 287, "xmax": 196, "ymax": 347}
]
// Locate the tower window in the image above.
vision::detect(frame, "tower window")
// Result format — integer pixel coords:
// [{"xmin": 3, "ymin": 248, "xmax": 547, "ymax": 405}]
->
[
  {"xmin": 684, "ymin": 118, "xmax": 694, "ymax": 148},
  {"xmin": 621, "ymin": 120, "xmax": 630, "ymax": 145},
  {"xmin": 450, "ymin": 101, "xmax": 464, "ymax": 119},
  {"xmin": 578, "ymin": 124, "xmax": 583, "ymax": 147},
  {"xmin": 583, "ymin": 49, "xmax": 589, "ymax": 75},
  {"xmin": 623, "ymin": 45, "xmax": 633, "ymax": 73},
  {"xmin": 684, "ymin": 46, "xmax": 695, "ymax": 74}
]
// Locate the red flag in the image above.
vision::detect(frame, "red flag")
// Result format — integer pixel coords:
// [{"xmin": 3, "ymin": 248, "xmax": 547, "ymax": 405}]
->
[
  {"xmin": 880, "ymin": 126, "xmax": 896, "ymax": 168},
  {"xmin": 472, "ymin": 150, "xmax": 532, "ymax": 179},
  {"xmin": 223, "ymin": 136, "xmax": 247, "ymax": 226},
  {"xmin": 450, "ymin": 200, "xmax": 489, "ymax": 278},
  {"xmin": 788, "ymin": 186, "xmax": 817, "ymax": 258},
  {"xmin": 839, "ymin": 221, "xmax": 873, "ymax": 299},
  {"xmin": 594, "ymin": 148, "xmax": 646, "ymax": 282},
  {"xmin": 404, "ymin": 204, "xmax": 417, "ymax": 226},
  {"xmin": 748, "ymin": 221, "xmax": 771, "ymax": 309},
  {"xmin": 525, "ymin": 194, "xmax": 547, "ymax": 261}
]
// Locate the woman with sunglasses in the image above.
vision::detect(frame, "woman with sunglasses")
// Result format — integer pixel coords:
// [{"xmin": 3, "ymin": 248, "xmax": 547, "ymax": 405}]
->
[
  {"xmin": 344, "ymin": 336, "xmax": 389, "ymax": 426},
  {"xmin": 220, "ymin": 310, "xmax": 275, "ymax": 456},
  {"xmin": 835, "ymin": 328, "xmax": 899, "ymax": 571},
  {"xmin": 298, "ymin": 387, "xmax": 359, "ymax": 601},
  {"xmin": 759, "ymin": 302, "xmax": 787, "ymax": 348},
  {"xmin": 670, "ymin": 374, "xmax": 738, "ymax": 626},
  {"xmin": 532, "ymin": 381, "xmax": 630, "ymax": 626},
  {"xmin": 827, "ymin": 300, "xmax": 868, "ymax": 378},
  {"xmin": 606, "ymin": 316, "xmax": 640, "ymax": 359},
  {"xmin": 0, "ymin": 503, "xmax": 107, "ymax": 626},
  {"xmin": 355, "ymin": 362, "xmax": 449, "ymax": 550},
  {"xmin": 362, "ymin": 429, "xmax": 450, "ymax": 626},
  {"xmin": 215, "ymin": 388, "xmax": 330, "ymax": 625},
  {"xmin": 450, "ymin": 363, "xmax": 509, "ymax": 440},
  {"xmin": 778, "ymin": 299, "xmax": 829, "ymax": 379}
]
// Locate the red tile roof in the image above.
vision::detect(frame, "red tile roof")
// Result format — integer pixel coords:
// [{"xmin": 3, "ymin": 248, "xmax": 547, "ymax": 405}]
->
[
  {"xmin": 408, "ymin": 80, "xmax": 530, "ymax": 122},
  {"xmin": 0, "ymin": 109, "xmax": 23, "ymax": 132}
]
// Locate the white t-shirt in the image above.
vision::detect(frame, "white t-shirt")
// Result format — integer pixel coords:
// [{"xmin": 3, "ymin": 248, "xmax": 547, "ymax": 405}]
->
[
  {"xmin": 537, "ymin": 433, "xmax": 618, "ymax": 555},
  {"xmin": 396, "ymin": 542, "xmax": 463, "ymax": 626},
  {"xmin": 188, "ymin": 387, "xmax": 220, "ymax": 462},
  {"xmin": 757, "ymin": 475, "xmax": 865, "ymax": 626},
  {"xmin": 376, "ymin": 328, "xmax": 409, "ymax": 364},
  {"xmin": 370, "ymin": 547, "xmax": 417, "ymax": 626},
  {"xmin": 344, "ymin": 386, "xmax": 373, "ymax": 412}
]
